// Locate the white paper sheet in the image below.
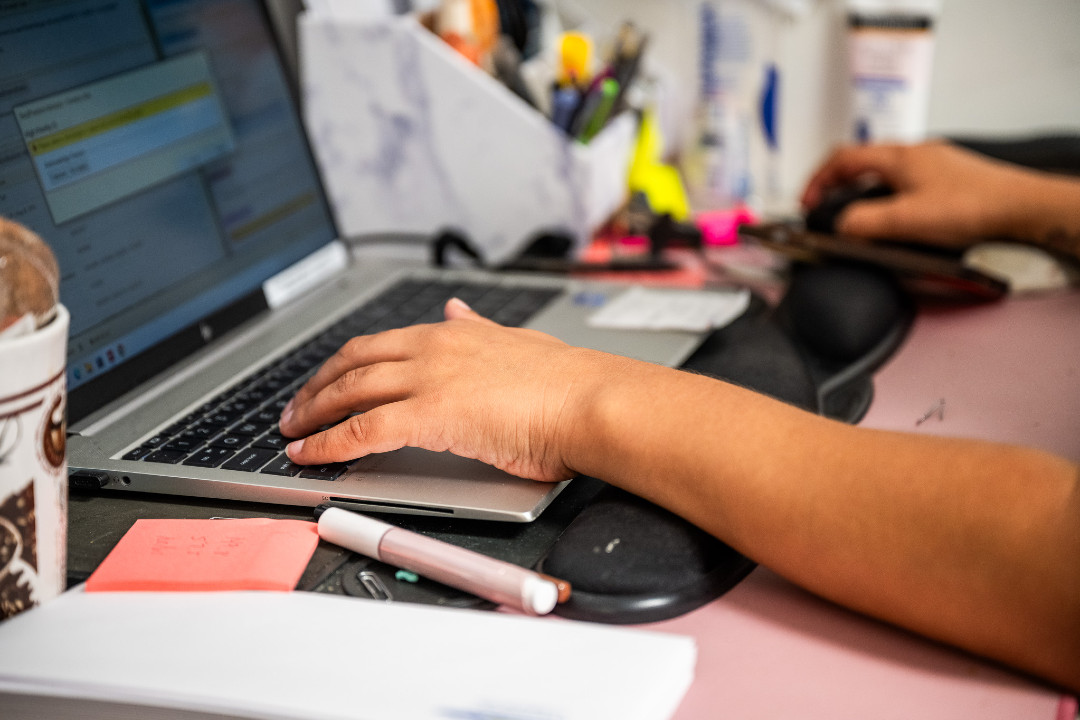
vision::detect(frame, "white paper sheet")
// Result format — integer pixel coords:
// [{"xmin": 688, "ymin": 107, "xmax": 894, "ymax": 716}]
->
[
  {"xmin": 0, "ymin": 587, "xmax": 696, "ymax": 720},
  {"xmin": 588, "ymin": 286, "xmax": 751, "ymax": 332}
]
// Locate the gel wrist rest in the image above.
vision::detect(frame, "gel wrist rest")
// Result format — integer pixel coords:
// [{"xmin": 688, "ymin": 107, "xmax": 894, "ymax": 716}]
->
[
  {"xmin": 537, "ymin": 486, "xmax": 756, "ymax": 624},
  {"xmin": 537, "ymin": 273, "xmax": 912, "ymax": 624}
]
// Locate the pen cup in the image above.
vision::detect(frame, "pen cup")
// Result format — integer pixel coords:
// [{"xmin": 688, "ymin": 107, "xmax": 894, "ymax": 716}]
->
[
  {"xmin": 0, "ymin": 304, "xmax": 69, "ymax": 621},
  {"xmin": 300, "ymin": 13, "xmax": 636, "ymax": 265}
]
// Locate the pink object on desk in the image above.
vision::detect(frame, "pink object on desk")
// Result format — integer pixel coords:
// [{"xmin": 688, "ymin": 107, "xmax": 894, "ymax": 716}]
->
[
  {"xmin": 696, "ymin": 206, "xmax": 758, "ymax": 246},
  {"xmin": 84, "ymin": 518, "xmax": 319, "ymax": 592}
]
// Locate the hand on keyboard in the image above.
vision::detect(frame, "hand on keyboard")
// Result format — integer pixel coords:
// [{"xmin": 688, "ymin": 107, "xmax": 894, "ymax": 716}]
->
[{"xmin": 279, "ymin": 297, "xmax": 609, "ymax": 483}]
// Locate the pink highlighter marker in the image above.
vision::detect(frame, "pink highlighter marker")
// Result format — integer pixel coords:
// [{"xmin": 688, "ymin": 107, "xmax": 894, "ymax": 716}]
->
[{"xmin": 315, "ymin": 506, "xmax": 567, "ymax": 615}]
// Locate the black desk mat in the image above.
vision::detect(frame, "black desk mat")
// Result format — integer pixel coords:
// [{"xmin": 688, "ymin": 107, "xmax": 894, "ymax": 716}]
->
[{"xmin": 67, "ymin": 475, "xmax": 607, "ymax": 609}]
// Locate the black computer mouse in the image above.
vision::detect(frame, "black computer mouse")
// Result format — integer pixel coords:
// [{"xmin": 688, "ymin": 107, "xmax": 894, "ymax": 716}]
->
[{"xmin": 804, "ymin": 182, "xmax": 894, "ymax": 235}]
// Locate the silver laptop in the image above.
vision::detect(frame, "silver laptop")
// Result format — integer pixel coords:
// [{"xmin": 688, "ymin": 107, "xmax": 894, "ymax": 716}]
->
[{"xmin": 2, "ymin": 0, "xmax": 707, "ymax": 521}]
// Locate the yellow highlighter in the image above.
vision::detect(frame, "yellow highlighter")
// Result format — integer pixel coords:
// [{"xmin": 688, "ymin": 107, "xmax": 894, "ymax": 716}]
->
[{"xmin": 629, "ymin": 108, "xmax": 691, "ymax": 221}]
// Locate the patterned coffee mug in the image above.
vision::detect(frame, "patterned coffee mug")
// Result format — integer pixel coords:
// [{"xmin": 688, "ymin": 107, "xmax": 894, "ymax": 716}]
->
[{"xmin": 0, "ymin": 305, "xmax": 68, "ymax": 621}]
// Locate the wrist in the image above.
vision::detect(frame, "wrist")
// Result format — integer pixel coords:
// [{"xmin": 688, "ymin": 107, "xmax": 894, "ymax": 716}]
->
[
  {"xmin": 551, "ymin": 349, "xmax": 636, "ymax": 479},
  {"xmin": 990, "ymin": 168, "xmax": 1080, "ymax": 250},
  {"xmin": 554, "ymin": 356, "xmax": 714, "ymax": 504}
]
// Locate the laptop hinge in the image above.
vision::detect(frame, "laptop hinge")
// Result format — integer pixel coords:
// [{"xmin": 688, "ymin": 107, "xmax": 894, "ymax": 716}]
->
[{"xmin": 263, "ymin": 240, "xmax": 349, "ymax": 309}]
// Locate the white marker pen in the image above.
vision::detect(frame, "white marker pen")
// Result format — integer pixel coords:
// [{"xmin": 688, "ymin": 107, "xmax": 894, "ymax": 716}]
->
[{"xmin": 315, "ymin": 506, "xmax": 569, "ymax": 615}]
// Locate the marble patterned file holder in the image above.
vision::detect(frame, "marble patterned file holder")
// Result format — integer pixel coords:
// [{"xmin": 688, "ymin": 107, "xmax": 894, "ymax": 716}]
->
[{"xmin": 299, "ymin": 13, "xmax": 637, "ymax": 265}]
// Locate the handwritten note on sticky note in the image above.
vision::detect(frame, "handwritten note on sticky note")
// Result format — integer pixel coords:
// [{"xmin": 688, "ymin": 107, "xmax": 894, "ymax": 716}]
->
[{"xmin": 85, "ymin": 518, "xmax": 319, "ymax": 593}]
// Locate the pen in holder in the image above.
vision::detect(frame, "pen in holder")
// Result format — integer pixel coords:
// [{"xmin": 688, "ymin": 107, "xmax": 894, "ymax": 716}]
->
[{"xmin": 299, "ymin": 13, "xmax": 636, "ymax": 266}]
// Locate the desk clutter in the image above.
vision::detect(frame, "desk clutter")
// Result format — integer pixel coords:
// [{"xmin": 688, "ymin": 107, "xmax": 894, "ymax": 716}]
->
[
  {"xmin": 299, "ymin": 3, "xmax": 643, "ymax": 266},
  {"xmin": 0, "ymin": 510, "xmax": 694, "ymax": 719},
  {"xmin": 421, "ymin": 1, "xmax": 646, "ymax": 143}
]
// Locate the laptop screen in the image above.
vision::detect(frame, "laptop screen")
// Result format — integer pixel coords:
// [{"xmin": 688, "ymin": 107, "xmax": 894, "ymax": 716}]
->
[{"xmin": 0, "ymin": 0, "xmax": 339, "ymax": 420}]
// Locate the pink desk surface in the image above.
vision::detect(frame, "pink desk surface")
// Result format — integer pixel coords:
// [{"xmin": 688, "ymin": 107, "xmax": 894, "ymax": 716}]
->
[
  {"xmin": 649, "ymin": 290, "xmax": 1080, "ymax": 719},
  {"xmin": 860, "ymin": 290, "xmax": 1080, "ymax": 461},
  {"xmin": 654, "ymin": 569, "xmax": 1069, "ymax": 719}
]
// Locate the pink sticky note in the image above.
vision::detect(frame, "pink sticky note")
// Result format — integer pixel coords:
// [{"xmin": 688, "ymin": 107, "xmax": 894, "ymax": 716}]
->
[{"xmin": 85, "ymin": 518, "xmax": 319, "ymax": 592}]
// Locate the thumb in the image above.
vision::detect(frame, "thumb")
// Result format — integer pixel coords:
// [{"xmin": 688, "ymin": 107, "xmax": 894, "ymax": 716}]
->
[{"xmin": 444, "ymin": 297, "xmax": 498, "ymax": 325}]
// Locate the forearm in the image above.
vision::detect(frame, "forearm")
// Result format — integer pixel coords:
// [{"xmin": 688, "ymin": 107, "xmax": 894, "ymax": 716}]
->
[
  {"xmin": 279, "ymin": 306, "xmax": 1080, "ymax": 688},
  {"xmin": 564, "ymin": 356, "xmax": 1080, "ymax": 690},
  {"xmin": 987, "ymin": 168, "xmax": 1080, "ymax": 259}
]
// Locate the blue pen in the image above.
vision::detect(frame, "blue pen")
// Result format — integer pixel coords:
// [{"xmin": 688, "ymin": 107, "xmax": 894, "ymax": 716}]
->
[{"xmin": 551, "ymin": 85, "xmax": 581, "ymax": 133}]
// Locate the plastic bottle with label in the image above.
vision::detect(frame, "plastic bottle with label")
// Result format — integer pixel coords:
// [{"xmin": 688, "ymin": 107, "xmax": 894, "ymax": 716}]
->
[
  {"xmin": 684, "ymin": 1, "xmax": 754, "ymax": 211},
  {"xmin": 846, "ymin": 0, "xmax": 942, "ymax": 143}
]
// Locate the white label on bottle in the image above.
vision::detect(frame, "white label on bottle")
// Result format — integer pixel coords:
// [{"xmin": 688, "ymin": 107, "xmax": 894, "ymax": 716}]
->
[{"xmin": 849, "ymin": 20, "xmax": 936, "ymax": 143}]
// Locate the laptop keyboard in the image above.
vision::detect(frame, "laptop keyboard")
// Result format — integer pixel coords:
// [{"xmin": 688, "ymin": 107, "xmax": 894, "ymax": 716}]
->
[{"xmin": 121, "ymin": 278, "xmax": 561, "ymax": 480}]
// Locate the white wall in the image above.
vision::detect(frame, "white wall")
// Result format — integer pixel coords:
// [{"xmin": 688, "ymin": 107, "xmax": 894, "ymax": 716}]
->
[
  {"xmin": 928, "ymin": 0, "xmax": 1080, "ymax": 135},
  {"xmin": 571, "ymin": 0, "xmax": 1080, "ymax": 212}
]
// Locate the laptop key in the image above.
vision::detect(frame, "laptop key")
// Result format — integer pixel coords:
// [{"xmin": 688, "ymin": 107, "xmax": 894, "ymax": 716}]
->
[
  {"xmin": 222, "ymin": 448, "xmax": 278, "ymax": 473},
  {"xmin": 186, "ymin": 422, "xmax": 220, "ymax": 439},
  {"xmin": 209, "ymin": 434, "xmax": 248, "ymax": 450},
  {"xmin": 122, "ymin": 447, "xmax": 153, "ymax": 461},
  {"xmin": 263, "ymin": 397, "xmax": 290, "ymax": 413},
  {"xmin": 237, "ymin": 387, "xmax": 271, "ymax": 403},
  {"xmin": 243, "ymin": 409, "xmax": 279, "ymax": 425},
  {"xmin": 144, "ymin": 448, "xmax": 189, "ymax": 464},
  {"xmin": 219, "ymin": 400, "xmax": 256, "ymax": 416},
  {"xmin": 182, "ymin": 447, "xmax": 235, "ymax": 468},
  {"xmin": 252, "ymin": 432, "xmax": 288, "ymax": 451},
  {"xmin": 231, "ymin": 420, "xmax": 271, "ymax": 436},
  {"xmin": 261, "ymin": 453, "xmax": 303, "ymax": 476},
  {"xmin": 163, "ymin": 436, "xmax": 203, "ymax": 453},
  {"xmin": 298, "ymin": 463, "xmax": 349, "ymax": 481},
  {"xmin": 206, "ymin": 409, "xmax": 245, "ymax": 426}
]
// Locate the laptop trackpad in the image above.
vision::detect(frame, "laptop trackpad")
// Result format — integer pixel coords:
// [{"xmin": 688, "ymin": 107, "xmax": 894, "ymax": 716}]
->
[{"xmin": 338, "ymin": 448, "xmax": 563, "ymax": 520}]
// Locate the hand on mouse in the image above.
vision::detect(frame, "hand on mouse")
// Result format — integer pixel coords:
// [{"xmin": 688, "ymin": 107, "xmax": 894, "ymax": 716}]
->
[{"xmin": 800, "ymin": 141, "xmax": 1080, "ymax": 254}]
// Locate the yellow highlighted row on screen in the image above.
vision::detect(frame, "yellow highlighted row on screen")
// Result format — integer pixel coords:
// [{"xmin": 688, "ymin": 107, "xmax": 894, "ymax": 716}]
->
[
  {"xmin": 229, "ymin": 193, "xmax": 317, "ymax": 242},
  {"xmin": 28, "ymin": 83, "xmax": 214, "ymax": 156}
]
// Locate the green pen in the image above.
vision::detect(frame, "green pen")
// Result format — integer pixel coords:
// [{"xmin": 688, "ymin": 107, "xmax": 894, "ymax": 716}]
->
[{"xmin": 577, "ymin": 78, "xmax": 620, "ymax": 144}]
